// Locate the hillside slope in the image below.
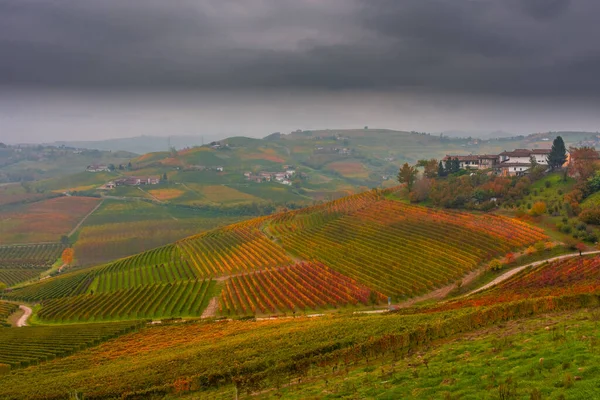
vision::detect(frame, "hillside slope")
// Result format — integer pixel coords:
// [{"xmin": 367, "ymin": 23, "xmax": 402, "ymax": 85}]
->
[
  {"xmin": 2, "ymin": 188, "xmax": 548, "ymax": 322},
  {"xmin": 0, "ymin": 255, "xmax": 598, "ymax": 399}
]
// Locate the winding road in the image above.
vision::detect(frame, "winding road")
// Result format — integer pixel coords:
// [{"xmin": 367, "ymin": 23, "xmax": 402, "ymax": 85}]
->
[
  {"xmin": 16, "ymin": 305, "xmax": 32, "ymax": 327},
  {"xmin": 467, "ymin": 250, "xmax": 600, "ymax": 296}
]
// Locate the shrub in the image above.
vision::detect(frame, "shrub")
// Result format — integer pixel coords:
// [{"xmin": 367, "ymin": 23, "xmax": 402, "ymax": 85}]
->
[
  {"xmin": 504, "ymin": 253, "xmax": 516, "ymax": 264},
  {"xmin": 525, "ymin": 246, "xmax": 536, "ymax": 256},
  {"xmin": 579, "ymin": 208, "xmax": 600, "ymax": 225},
  {"xmin": 545, "ymin": 180, "xmax": 552, "ymax": 188},
  {"xmin": 530, "ymin": 201, "xmax": 547, "ymax": 217},
  {"xmin": 560, "ymin": 224, "xmax": 572, "ymax": 234},
  {"xmin": 534, "ymin": 241, "xmax": 546, "ymax": 252},
  {"xmin": 564, "ymin": 237, "xmax": 578, "ymax": 250},
  {"xmin": 489, "ymin": 259, "xmax": 503, "ymax": 271}
]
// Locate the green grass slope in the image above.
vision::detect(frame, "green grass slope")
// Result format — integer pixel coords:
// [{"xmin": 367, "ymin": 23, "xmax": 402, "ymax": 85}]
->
[{"xmin": 0, "ymin": 254, "xmax": 599, "ymax": 399}]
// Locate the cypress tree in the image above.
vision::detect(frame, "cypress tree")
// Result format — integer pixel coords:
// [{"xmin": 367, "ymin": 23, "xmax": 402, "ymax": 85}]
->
[
  {"xmin": 438, "ymin": 161, "xmax": 446, "ymax": 177},
  {"xmin": 548, "ymin": 136, "xmax": 567, "ymax": 170}
]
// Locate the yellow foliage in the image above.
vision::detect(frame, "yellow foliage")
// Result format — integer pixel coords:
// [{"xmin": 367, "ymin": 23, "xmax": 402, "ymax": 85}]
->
[{"xmin": 529, "ymin": 201, "xmax": 547, "ymax": 216}]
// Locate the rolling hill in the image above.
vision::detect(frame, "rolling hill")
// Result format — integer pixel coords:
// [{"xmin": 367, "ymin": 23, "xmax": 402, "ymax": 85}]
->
[
  {"xmin": 0, "ymin": 254, "xmax": 598, "ymax": 399},
  {"xmin": 2, "ymin": 187, "xmax": 549, "ymax": 323}
]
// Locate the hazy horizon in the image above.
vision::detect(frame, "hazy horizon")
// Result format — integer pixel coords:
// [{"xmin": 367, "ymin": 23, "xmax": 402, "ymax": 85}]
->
[{"xmin": 2, "ymin": 0, "xmax": 600, "ymax": 143}]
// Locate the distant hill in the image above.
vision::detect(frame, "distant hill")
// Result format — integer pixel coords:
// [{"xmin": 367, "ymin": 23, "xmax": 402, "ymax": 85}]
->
[
  {"xmin": 48, "ymin": 134, "xmax": 223, "ymax": 153},
  {"xmin": 28, "ymin": 129, "xmax": 600, "ymax": 209}
]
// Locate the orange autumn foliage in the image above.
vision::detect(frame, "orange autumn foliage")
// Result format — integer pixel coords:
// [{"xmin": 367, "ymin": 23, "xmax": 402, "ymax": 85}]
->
[{"xmin": 61, "ymin": 248, "xmax": 74, "ymax": 265}]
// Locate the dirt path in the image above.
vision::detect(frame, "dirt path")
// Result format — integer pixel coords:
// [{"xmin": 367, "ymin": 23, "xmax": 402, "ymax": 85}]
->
[
  {"xmin": 201, "ymin": 297, "xmax": 219, "ymax": 318},
  {"xmin": 467, "ymin": 250, "xmax": 600, "ymax": 296},
  {"xmin": 137, "ymin": 187, "xmax": 163, "ymax": 203},
  {"xmin": 394, "ymin": 265, "xmax": 484, "ymax": 309},
  {"xmin": 16, "ymin": 305, "xmax": 32, "ymax": 327},
  {"xmin": 67, "ymin": 199, "xmax": 104, "ymax": 237}
]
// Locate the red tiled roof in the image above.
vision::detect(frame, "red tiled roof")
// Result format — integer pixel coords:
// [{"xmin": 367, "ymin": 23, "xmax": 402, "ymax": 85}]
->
[{"xmin": 443, "ymin": 155, "xmax": 479, "ymax": 161}]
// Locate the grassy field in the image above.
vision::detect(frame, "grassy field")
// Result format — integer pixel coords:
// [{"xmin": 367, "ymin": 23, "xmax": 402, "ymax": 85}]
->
[
  {"xmin": 325, "ymin": 160, "xmax": 371, "ymax": 179},
  {"xmin": 0, "ymin": 291, "xmax": 597, "ymax": 398},
  {"xmin": 74, "ymin": 200, "xmax": 244, "ymax": 265},
  {"xmin": 0, "ymin": 196, "xmax": 100, "ymax": 244},
  {"xmin": 33, "ymin": 171, "xmax": 120, "ymax": 193},
  {"xmin": 265, "ymin": 309, "xmax": 600, "ymax": 399},
  {"xmin": 0, "ymin": 184, "xmax": 54, "ymax": 207}
]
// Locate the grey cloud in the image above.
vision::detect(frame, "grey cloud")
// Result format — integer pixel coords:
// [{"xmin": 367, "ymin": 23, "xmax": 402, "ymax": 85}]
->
[
  {"xmin": 1, "ymin": 0, "xmax": 600, "ymax": 96},
  {"xmin": 518, "ymin": 0, "xmax": 572, "ymax": 20}
]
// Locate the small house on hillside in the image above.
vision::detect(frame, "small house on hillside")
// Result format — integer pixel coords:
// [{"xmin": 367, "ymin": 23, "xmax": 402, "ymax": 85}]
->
[
  {"xmin": 86, "ymin": 164, "xmax": 110, "ymax": 172},
  {"xmin": 114, "ymin": 176, "xmax": 159, "ymax": 186},
  {"xmin": 443, "ymin": 155, "xmax": 499, "ymax": 170}
]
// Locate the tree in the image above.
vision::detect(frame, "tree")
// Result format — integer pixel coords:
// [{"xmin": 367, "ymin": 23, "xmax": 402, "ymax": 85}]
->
[
  {"xmin": 529, "ymin": 155, "xmax": 538, "ymax": 167},
  {"xmin": 108, "ymin": 163, "xmax": 115, "ymax": 171},
  {"xmin": 423, "ymin": 159, "xmax": 439, "ymax": 179},
  {"xmin": 588, "ymin": 171, "xmax": 600, "ymax": 193},
  {"xmin": 162, "ymin": 173, "xmax": 168, "ymax": 182},
  {"xmin": 61, "ymin": 248, "xmax": 74, "ymax": 265},
  {"xmin": 60, "ymin": 235, "xmax": 70, "ymax": 246},
  {"xmin": 0, "ymin": 282, "xmax": 6, "ymax": 291},
  {"xmin": 452, "ymin": 158, "xmax": 461, "ymax": 173},
  {"xmin": 409, "ymin": 178, "xmax": 431, "ymax": 202},
  {"xmin": 397, "ymin": 163, "xmax": 417, "ymax": 192},
  {"xmin": 445, "ymin": 158, "xmax": 460, "ymax": 174},
  {"xmin": 547, "ymin": 136, "xmax": 567, "ymax": 170},
  {"xmin": 569, "ymin": 146, "xmax": 599, "ymax": 181},
  {"xmin": 575, "ymin": 242, "xmax": 586, "ymax": 256},
  {"xmin": 127, "ymin": 162, "xmax": 132, "ymax": 169},
  {"xmin": 118, "ymin": 164, "xmax": 124, "ymax": 170},
  {"xmin": 529, "ymin": 201, "xmax": 547, "ymax": 217},
  {"xmin": 438, "ymin": 161, "xmax": 447, "ymax": 177}
]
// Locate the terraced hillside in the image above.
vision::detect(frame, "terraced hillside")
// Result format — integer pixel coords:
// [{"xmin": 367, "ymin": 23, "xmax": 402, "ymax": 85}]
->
[
  {"xmin": 0, "ymin": 301, "xmax": 18, "ymax": 327},
  {"xmin": 420, "ymin": 254, "xmax": 600, "ymax": 314},
  {"xmin": 2, "ymin": 188, "xmax": 548, "ymax": 322},
  {"xmin": 0, "ymin": 244, "xmax": 64, "ymax": 287},
  {"xmin": 267, "ymin": 191, "xmax": 548, "ymax": 299},
  {"xmin": 0, "ymin": 254, "xmax": 598, "ymax": 399},
  {"xmin": 0, "ymin": 321, "xmax": 143, "ymax": 370},
  {"xmin": 221, "ymin": 262, "xmax": 386, "ymax": 315},
  {"xmin": 37, "ymin": 279, "xmax": 215, "ymax": 323}
]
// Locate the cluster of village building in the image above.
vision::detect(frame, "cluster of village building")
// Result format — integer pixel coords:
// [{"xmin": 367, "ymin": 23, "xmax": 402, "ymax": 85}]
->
[
  {"xmin": 86, "ymin": 164, "xmax": 161, "ymax": 189},
  {"xmin": 443, "ymin": 148, "xmax": 554, "ymax": 176},
  {"xmin": 243, "ymin": 166, "xmax": 297, "ymax": 185}
]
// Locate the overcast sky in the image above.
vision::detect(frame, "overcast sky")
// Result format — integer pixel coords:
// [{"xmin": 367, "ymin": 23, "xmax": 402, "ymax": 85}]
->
[{"xmin": 2, "ymin": 0, "xmax": 600, "ymax": 143}]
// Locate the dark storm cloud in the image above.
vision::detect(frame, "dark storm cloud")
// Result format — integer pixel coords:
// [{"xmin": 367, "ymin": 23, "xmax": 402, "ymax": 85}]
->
[
  {"xmin": 518, "ymin": 0, "xmax": 572, "ymax": 20},
  {"xmin": 1, "ymin": 0, "xmax": 600, "ymax": 95}
]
